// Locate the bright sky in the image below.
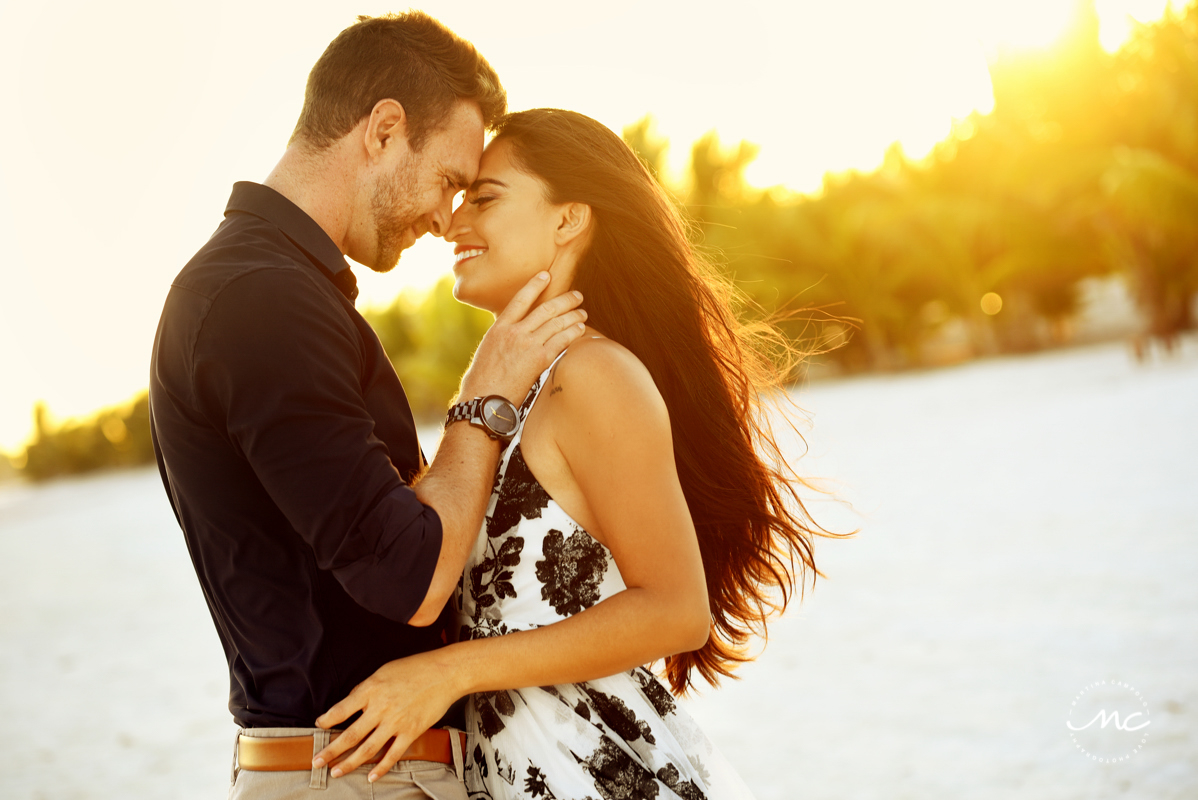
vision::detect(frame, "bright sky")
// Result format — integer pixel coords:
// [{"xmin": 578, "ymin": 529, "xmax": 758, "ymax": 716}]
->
[{"xmin": 0, "ymin": 0, "xmax": 1176, "ymax": 453}]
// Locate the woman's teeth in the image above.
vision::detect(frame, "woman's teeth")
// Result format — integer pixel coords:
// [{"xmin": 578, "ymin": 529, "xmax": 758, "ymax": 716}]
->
[{"xmin": 455, "ymin": 249, "xmax": 485, "ymax": 264}]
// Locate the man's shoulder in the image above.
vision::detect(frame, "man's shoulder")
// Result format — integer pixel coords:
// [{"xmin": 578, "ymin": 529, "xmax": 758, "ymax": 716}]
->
[
  {"xmin": 171, "ymin": 212, "xmax": 326, "ymax": 305},
  {"xmin": 153, "ymin": 211, "xmax": 355, "ymax": 380}
]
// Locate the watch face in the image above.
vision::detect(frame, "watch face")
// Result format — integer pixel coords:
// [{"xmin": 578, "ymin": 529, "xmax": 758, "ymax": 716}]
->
[{"xmin": 482, "ymin": 397, "xmax": 519, "ymax": 436}]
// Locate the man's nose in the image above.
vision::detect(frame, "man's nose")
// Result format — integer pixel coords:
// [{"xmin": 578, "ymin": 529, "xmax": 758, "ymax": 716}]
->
[{"xmin": 427, "ymin": 192, "xmax": 455, "ymax": 238}]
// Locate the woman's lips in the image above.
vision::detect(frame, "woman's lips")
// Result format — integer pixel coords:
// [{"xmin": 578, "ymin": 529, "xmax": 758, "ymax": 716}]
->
[{"xmin": 453, "ymin": 248, "xmax": 485, "ymax": 266}]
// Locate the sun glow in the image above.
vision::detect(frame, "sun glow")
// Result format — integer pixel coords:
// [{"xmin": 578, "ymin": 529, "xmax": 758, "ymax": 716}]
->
[
  {"xmin": 1096, "ymin": 0, "xmax": 1178, "ymax": 51},
  {"xmin": 965, "ymin": 0, "xmax": 1175, "ymax": 57},
  {"xmin": 971, "ymin": 0, "xmax": 1081, "ymax": 56},
  {"xmin": 0, "ymin": 0, "xmax": 1183, "ymax": 455}
]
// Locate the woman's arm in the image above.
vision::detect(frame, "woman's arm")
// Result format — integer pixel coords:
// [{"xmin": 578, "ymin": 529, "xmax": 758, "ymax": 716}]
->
[{"xmin": 314, "ymin": 339, "xmax": 711, "ymax": 781}]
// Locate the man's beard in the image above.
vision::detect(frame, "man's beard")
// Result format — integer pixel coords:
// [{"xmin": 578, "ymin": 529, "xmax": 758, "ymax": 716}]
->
[{"xmin": 368, "ymin": 156, "xmax": 422, "ymax": 273}]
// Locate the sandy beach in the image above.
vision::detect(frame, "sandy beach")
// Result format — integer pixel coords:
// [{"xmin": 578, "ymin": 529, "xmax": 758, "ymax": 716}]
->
[{"xmin": 1, "ymin": 338, "xmax": 1195, "ymax": 799}]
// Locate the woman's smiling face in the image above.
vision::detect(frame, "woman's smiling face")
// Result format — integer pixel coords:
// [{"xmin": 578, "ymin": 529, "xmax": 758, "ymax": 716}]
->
[{"xmin": 447, "ymin": 138, "xmax": 570, "ymax": 314}]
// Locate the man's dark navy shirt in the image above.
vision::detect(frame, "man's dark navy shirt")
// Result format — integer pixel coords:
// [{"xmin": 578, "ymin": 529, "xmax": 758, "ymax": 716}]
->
[{"xmin": 150, "ymin": 181, "xmax": 457, "ymax": 729}]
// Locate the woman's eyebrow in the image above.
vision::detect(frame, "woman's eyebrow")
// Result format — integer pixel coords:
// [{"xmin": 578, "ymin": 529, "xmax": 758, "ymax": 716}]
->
[{"xmin": 468, "ymin": 177, "xmax": 509, "ymax": 192}]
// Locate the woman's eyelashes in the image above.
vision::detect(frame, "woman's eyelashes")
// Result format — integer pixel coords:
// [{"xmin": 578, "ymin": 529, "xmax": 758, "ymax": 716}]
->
[{"xmin": 469, "ymin": 194, "xmax": 497, "ymax": 208}]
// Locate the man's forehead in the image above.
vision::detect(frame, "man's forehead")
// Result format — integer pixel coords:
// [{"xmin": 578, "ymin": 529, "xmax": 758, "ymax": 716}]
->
[
  {"xmin": 445, "ymin": 166, "xmax": 474, "ymax": 191},
  {"xmin": 419, "ymin": 138, "xmax": 480, "ymax": 190},
  {"xmin": 434, "ymin": 103, "xmax": 485, "ymax": 187}
]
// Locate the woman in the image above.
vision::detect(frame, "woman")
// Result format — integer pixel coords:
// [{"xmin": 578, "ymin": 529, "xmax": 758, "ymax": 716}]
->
[{"xmin": 319, "ymin": 109, "xmax": 830, "ymax": 798}]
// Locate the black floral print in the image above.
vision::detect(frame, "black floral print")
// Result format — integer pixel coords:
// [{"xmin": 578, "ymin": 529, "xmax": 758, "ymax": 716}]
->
[
  {"xmin": 688, "ymin": 755, "xmax": 714, "ymax": 788},
  {"xmin": 574, "ymin": 737, "xmax": 660, "ymax": 800},
  {"xmin": 470, "ymin": 536, "xmax": 524, "ymax": 608},
  {"xmin": 493, "ymin": 748, "xmax": 516, "ymax": 787},
  {"xmin": 535, "ymin": 527, "xmax": 609, "ymax": 616},
  {"xmin": 468, "ymin": 744, "xmax": 494, "ymax": 800},
  {"xmin": 635, "ymin": 667, "xmax": 677, "ymax": 718},
  {"xmin": 524, "ymin": 766, "xmax": 556, "ymax": 798},
  {"xmin": 475, "ymin": 690, "xmax": 515, "ymax": 738},
  {"xmin": 517, "ymin": 376, "xmax": 542, "ymax": 417},
  {"xmin": 583, "ymin": 685, "xmax": 656, "ymax": 745},
  {"xmin": 457, "ymin": 356, "xmax": 755, "ymax": 799},
  {"xmin": 459, "ymin": 533, "xmax": 523, "ymax": 642},
  {"xmin": 656, "ymin": 763, "xmax": 710, "ymax": 800},
  {"xmin": 473, "ymin": 743, "xmax": 486, "ymax": 776},
  {"xmin": 486, "ymin": 446, "xmax": 551, "ymax": 539}
]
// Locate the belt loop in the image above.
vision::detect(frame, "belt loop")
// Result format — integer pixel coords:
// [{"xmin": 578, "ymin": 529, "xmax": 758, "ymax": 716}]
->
[
  {"xmin": 310, "ymin": 729, "xmax": 330, "ymax": 790},
  {"xmin": 447, "ymin": 727, "xmax": 466, "ymax": 782},
  {"xmin": 231, "ymin": 728, "xmax": 243, "ymax": 786}
]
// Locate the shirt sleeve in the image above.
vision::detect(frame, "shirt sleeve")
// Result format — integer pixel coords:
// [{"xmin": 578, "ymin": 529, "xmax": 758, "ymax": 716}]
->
[{"xmin": 192, "ymin": 266, "xmax": 441, "ymax": 623}]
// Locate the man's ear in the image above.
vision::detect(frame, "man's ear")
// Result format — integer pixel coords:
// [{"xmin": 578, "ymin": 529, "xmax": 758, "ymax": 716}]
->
[
  {"xmin": 363, "ymin": 98, "xmax": 411, "ymax": 162},
  {"xmin": 554, "ymin": 203, "xmax": 592, "ymax": 247}
]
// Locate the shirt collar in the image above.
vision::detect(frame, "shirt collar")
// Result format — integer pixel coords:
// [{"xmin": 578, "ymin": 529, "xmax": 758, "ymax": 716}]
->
[{"xmin": 224, "ymin": 181, "xmax": 359, "ymax": 302}]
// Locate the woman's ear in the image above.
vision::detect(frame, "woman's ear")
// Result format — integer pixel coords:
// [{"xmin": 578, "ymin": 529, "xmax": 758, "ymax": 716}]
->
[{"xmin": 554, "ymin": 203, "xmax": 592, "ymax": 247}]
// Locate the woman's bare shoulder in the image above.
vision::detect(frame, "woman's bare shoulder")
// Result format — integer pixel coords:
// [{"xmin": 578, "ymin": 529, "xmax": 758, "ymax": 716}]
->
[{"xmin": 543, "ymin": 336, "xmax": 669, "ymax": 432}]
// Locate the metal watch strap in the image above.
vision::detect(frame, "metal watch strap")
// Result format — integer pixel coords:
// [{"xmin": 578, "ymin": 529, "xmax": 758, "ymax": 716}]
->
[
  {"xmin": 446, "ymin": 395, "xmax": 519, "ymax": 441},
  {"xmin": 445, "ymin": 398, "xmax": 482, "ymax": 427}
]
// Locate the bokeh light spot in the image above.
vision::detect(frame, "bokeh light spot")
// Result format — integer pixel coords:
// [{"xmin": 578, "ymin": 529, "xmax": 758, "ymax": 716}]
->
[
  {"xmin": 981, "ymin": 293, "xmax": 1004, "ymax": 316},
  {"xmin": 101, "ymin": 416, "xmax": 128, "ymax": 445}
]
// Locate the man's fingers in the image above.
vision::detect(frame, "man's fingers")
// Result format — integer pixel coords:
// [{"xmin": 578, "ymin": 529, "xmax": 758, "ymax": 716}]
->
[
  {"xmin": 543, "ymin": 322, "xmax": 589, "ymax": 359},
  {"xmin": 313, "ymin": 720, "xmax": 368, "ymax": 769},
  {"xmin": 461, "ymin": 281, "xmax": 586, "ymax": 402},
  {"xmin": 494, "ymin": 272, "xmax": 551, "ymax": 325},
  {"xmin": 331, "ymin": 727, "xmax": 393, "ymax": 778},
  {"xmin": 368, "ymin": 734, "xmax": 419, "ymax": 783},
  {"xmin": 520, "ymin": 289, "xmax": 585, "ymax": 332},
  {"xmin": 532, "ymin": 308, "xmax": 588, "ymax": 345},
  {"xmin": 315, "ymin": 696, "xmax": 358, "ymax": 731}
]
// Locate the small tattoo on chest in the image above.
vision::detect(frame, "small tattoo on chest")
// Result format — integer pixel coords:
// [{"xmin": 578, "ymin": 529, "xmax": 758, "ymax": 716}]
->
[{"xmin": 548, "ymin": 384, "xmax": 563, "ymax": 397}]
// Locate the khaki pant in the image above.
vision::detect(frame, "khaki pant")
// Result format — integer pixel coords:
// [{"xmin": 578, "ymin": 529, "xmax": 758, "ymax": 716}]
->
[{"xmin": 229, "ymin": 728, "xmax": 468, "ymax": 800}]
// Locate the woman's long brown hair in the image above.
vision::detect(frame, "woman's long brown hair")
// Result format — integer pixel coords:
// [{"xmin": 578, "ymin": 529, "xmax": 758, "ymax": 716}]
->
[{"xmin": 494, "ymin": 108, "xmax": 840, "ymax": 695}]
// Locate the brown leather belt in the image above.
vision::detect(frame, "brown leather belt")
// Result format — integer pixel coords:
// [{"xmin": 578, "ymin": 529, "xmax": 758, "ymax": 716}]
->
[{"xmin": 238, "ymin": 729, "xmax": 467, "ymax": 772}]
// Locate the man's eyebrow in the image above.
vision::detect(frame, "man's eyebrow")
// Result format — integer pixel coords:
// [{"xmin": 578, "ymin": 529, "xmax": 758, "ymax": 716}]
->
[
  {"xmin": 467, "ymin": 177, "xmax": 509, "ymax": 192},
  {"xmin": 447, "ymin": 170, "xmax": 472, "ymax": 191}
]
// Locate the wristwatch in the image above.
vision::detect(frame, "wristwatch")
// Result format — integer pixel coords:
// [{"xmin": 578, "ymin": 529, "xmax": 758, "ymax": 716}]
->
[{"xmin": 445, "ymin": 395, "xmax": 520, "ymax": 442}]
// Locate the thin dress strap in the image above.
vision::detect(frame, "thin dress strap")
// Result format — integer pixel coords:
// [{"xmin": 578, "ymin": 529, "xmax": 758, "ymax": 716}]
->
[
  {"xmin": 530, "ymin": 350, "xmax": 569, "ymax": 407},
  {"xmin": 509, "ymin": 349, "xmax": 570, "ymax": 449},
  {"xmin": 513, "ymin": 338, "xmax": 602, "ymax": 443}
]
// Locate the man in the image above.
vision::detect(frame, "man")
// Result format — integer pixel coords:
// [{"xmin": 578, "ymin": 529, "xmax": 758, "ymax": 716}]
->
[{"xmin": 149, "ymin": 12, "xmax": 586, "ymax": 799}]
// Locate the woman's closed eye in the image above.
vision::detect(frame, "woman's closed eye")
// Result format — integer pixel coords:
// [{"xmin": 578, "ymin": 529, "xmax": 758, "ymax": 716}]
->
[{"xmin": 469, "ymin": 194, "xmax": 497, "ymax": 208}]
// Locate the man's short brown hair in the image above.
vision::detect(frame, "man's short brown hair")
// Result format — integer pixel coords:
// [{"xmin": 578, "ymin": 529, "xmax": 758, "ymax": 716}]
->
[{"xmin": 291, "ymin": 11, "xmax": 506, "ymax": 150}]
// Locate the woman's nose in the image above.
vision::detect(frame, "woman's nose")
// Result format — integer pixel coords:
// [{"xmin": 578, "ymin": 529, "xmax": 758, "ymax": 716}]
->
[{"xmin": 446, "ymin": 204, "xmax": 472, "ymax": 242}]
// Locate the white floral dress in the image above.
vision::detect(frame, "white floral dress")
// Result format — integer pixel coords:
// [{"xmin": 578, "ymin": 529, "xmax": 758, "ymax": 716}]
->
[{"xmin": 456, "ymin": 356, "xmax": 758, "ymax": 800}]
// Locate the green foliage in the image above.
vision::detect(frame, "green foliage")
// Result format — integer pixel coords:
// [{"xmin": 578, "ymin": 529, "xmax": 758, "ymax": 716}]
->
[
  {"xmin": 670, "ymin": 1, "xmax": 1198, "ymax": 368},
  {"xmin": 13, "ymin": 393, "xmax": 155, "ymax": 482},
  {"xmin": 689, "ymin": 131, "xmax": 759, "ymax": 209},
  {"xmin": 622, "ymin": 116, "xmax": 669, "ymax": 181},
  {"xmin": 363, "ymin": 276, "xmax": 494, "ymax": 420},
  {"xmin": 14, "ymin": 1, "xmax": 1198, "ymax": 480}
]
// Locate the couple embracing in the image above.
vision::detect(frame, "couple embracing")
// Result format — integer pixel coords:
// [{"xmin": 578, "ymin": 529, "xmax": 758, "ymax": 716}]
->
[{"xmin": 150, "ymin": 11, "xmax": 824, "ymax": 800}]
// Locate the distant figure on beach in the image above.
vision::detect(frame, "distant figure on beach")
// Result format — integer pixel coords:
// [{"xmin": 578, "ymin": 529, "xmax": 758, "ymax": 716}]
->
[
  {"xmin": 308, "ymin": 110, "xmax": 832, "ymax": 798},
  {"xmin": 150, "ymin": 11, "xmax": 827, "ymax": 800}
]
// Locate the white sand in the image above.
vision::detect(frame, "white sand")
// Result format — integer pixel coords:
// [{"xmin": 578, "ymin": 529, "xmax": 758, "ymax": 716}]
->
[{"xmin": 1, "ymin": 338, "xmax": 1195, "ymax": 799}]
